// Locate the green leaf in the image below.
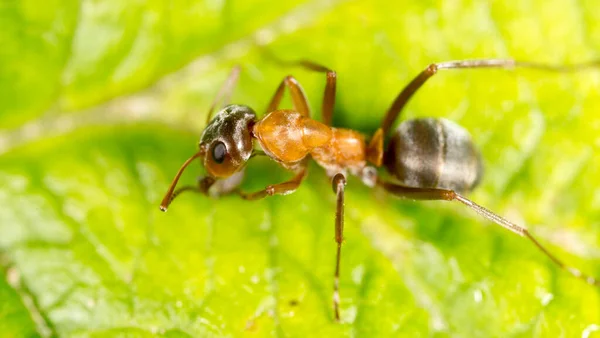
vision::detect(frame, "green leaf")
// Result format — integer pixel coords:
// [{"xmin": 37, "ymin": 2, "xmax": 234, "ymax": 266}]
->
[
  {"xmin": 2, "ymin": 0, "xmax": 600, "ymax": 336},
  {"xmin": 0, "ymin": 266, "xmax": 40, "ymax": 337}
]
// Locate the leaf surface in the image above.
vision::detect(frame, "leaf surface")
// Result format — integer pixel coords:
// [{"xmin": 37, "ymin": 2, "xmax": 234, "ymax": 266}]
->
[{"xmin": 1, "ymin": 0, "xmax": 600, "ymax": 336}]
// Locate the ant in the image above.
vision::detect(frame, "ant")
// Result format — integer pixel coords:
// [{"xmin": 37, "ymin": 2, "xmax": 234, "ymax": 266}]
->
[{"xmin": 160, "ymin": 57, "xmax": 600, "ymax": 322}]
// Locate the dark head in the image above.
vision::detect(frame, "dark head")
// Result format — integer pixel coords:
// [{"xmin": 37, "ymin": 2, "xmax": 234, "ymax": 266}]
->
[
  {"xmin": 199, "ymin": 105, "xmax": 256, "ymax": 177},
  {"xmin": 160, "ymin": 105, "xmax": 257, "ymax": 211}
]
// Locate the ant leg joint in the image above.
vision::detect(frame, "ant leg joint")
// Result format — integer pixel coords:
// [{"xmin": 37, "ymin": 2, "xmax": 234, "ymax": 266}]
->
[
  {"xmin": 284, "ymin": 75, "xmax": 296, "ymax": 84},
  {"xmin": 426, "ymin": 63, "xmax": 438, "ymax": 75},
  {"xmin": 442, "ymin": 189, "xmax": 457, "ymax": 201},
  {"xmin": 331, "ymin": 173, "xmax": 346, "ymax": 193}
]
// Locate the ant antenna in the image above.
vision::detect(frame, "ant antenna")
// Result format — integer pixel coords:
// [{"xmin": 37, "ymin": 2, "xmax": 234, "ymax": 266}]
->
[
  {"xmin": 160, "ymin": 151, "xmax": 204, "ymax": 212},
  {"xmin": 205, "ymin": 66, "xmax": 241, "ymax": 124}
]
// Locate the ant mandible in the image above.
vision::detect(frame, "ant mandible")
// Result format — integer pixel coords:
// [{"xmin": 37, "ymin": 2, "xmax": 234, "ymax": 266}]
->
[{"xmin": 160, "ymin": 57, "xmax": 600, "ymax": 322}]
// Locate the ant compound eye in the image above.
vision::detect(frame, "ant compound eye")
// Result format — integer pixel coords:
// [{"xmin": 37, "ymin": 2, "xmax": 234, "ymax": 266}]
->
[{"xmin": 212, "ymin": 141, "xmax": 227, "ymax": 164}]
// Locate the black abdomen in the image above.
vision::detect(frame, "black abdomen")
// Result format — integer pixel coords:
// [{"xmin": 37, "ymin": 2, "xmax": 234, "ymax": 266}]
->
[{"xmin": 384, "ymin": 118, "xmax": 483, "ymax": 193}]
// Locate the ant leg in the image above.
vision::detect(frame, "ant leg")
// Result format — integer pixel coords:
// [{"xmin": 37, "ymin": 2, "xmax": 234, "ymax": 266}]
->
[
  {"xmin": 294, "ymin": 61, "xmax": 336, "ymax": 126},
  {"xmin": 238, "ymin": 165, "xmax": 307, "ymax": 200},
  {"xmin": 378, "ymin": 180, "xmax": 600, "ymax": 286},
  {"xmin": 331, "ymin": 173, "xmax": 347, "ymax": 322},
  {"xmin": 161, "ymin": 171, "xmax": 247, "ymax": 210},
  {"xmin": 266, "ymin": 75, "xmax": 312, "ymax": 117},
  {"xmin": 262, "ymin": 51, "xmax": 337, "ymax": 125},
  {"xmin": 380, "ymin": 59, "xmax": 600, "ymax": 135},
  {"xmin": 205, "ymin": 66, "xmax": 241, "ymax": 124},
  {"xmin": 160, "ymin": 176, "xmax": 215, "ymax": 211}
]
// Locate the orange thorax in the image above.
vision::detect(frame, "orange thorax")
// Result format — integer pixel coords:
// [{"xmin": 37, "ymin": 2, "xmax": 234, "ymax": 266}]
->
[{"xmin": 252, "ymin": 110, "xmax": 368, "ymax": 171}]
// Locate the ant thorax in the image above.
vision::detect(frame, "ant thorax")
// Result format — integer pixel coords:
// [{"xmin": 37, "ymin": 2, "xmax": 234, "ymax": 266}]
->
[{"xmin": 253, "ymin": 109, "xmax": 370, "ymax": 176}]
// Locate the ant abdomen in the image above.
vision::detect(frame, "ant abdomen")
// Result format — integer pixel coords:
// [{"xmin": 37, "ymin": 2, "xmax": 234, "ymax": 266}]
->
[{"xmin": 383, "ymin": 118, "xmax": 483, "ymax": 193}]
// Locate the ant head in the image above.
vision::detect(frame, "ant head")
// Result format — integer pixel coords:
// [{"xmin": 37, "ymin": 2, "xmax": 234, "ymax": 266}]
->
[
  {"xmin": 159, "ymin": 105, "xmax": 256, "ymax": 211},
  {"xmin": 199, "ymin": 104, "xmax": 257, "ymax": 178}
]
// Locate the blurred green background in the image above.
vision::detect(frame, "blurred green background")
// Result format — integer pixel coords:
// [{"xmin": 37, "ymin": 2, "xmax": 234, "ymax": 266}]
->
[{"xmin": 1, "ymin": 0, "xmax": 600, "ymax": 337}]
